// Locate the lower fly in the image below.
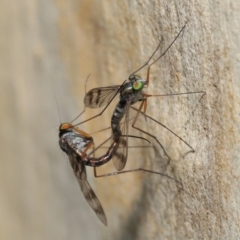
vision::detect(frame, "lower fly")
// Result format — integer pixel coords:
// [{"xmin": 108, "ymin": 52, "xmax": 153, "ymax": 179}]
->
[
  {"xmin": 59, "ymin": 121, "xmax": 182, "ymax": 226},
  {"xmin": 59, "ymin": 123, "xmax": 109, "ymax": 226}
]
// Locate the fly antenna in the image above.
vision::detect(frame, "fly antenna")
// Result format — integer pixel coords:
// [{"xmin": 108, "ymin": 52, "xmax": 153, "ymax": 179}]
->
[
  {"xmin": 52, "ymin": 83, "xmax": 62, "ymax": 124},
  {"xmin": 130, "ymin": 25, "xmax": 186, "ymax": 76},
  {"xmin": 70, "ymin": 74, "xmax": 91, "ymax": 124}
]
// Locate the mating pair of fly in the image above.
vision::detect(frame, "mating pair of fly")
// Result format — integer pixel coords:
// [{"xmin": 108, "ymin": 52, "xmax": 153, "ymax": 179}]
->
[{"xmin": 58, "ymin": 25, "xmax": 205, "ymax": 226}]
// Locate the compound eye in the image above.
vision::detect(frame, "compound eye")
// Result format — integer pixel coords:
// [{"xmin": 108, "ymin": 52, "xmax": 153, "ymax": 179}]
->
[{"xmin": 133, "ymin": 81, "xmax": 144, "ymax": 91}]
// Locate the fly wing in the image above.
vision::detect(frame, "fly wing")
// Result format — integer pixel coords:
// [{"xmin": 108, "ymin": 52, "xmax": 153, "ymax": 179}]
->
[
  {"xmin": 112, "ymin": 101, "xmax": 130, "ymax": 171},
  {"xmin": 68, "ymin": 148, "xmax": 107, "ymax": 226},
  {"xmin": 84, "ymin": 85, "xmax": 121, "ymax": 108},
  {"xmin": 77, "ymin": 177, "xmax": 107, "ymax": 226}
]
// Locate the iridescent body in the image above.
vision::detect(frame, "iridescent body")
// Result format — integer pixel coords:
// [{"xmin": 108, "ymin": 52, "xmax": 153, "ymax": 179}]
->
[
  {"xmin": 109, "ymin": 75, "xmax": 148, "ymax": 170},
  {"xmin": 111, "ymin": 75, "xmax": 146, "ymax": 129}
]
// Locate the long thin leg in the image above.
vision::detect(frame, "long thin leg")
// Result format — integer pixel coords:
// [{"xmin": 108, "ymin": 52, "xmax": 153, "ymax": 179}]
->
[
  {"xmin": 100, "ymin": 145, "xmax": 153, "ymax": 149},
  {"xmin": 82, "ymin": 140, "xmax": 95, "ymax": 157},
  {"xmin": 184, "ymin": 91, "xmax": 206, "ymax": 127},
  {"xmin": 131, "ymin": 102, "xmax": 195, "ymax": 153},
  {"xmin": 83, "ymin": 141, "xmax": 95, "ymax": 158},
  {"xmin": 71, "ymin": 126, "xmax": 93, "ymax": 139},
  {"xmin": 144, "ymin": 91, "xmax": 206, "ymax": 98},
  {"xmin": 73, "ymin": 92, "xmax": 116, "ymax": 126},
  {"xmin": 131, "ymin": 100, "xmax": 172, "ymax": 161},
  {"xmin": 86, "ymin": 134, "xmax": 151, "ymax": 158},
  {"xmin": 70, "ymin": 74, "xmax": 91, "ymax": 123},
  {"xmin": 93, "ymin": 167, "xmax": 182, "ymax": 187},
  {"xmin": 87, "ymin": 136, "xmax": 112, "ymax": 157},
  {"xmin": 131, "ymin": 105, "xmax": 195, "ymax": 152},
  {"xmin": 88, "ymin": 116, "xmax": 139, "ymax": 135},
  {"xmin": 131, "ymin": 89, "xmax": 206, "ymax": 150}
]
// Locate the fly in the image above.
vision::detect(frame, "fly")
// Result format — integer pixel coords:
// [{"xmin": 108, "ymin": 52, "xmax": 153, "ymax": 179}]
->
[
  {"xmin": 59, "ymin": 123, "xmax": 109, "ymax": 226},
  {"xmin": 73, "ymin": 25, "xmax": 205, "ymax": 170}
]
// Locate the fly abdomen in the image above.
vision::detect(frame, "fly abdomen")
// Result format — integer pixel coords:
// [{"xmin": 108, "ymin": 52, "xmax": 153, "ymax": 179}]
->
[
  {"xmin": 84, "ymin": 140, "xmax": 119, "ymax": 167},
  {"xmin": 111, "ymin": 100, "xmax": 127, "ymax": 132}
]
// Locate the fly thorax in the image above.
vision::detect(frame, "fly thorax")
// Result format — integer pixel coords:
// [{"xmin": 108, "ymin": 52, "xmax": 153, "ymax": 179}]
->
[
  {"xmin": 120, "ymin": 82, "xmax": 134, "ymax": 100},
  {"xmin": 72, "ymin": 136, "xmax": 88, "ymax": 149},
  {"xmin": 131, "ymin": 90, "xmax": 145, "ymax": 104},
  {"xmin": 59, "ymin": 132, "xmax": 89, "ymax": 154}
]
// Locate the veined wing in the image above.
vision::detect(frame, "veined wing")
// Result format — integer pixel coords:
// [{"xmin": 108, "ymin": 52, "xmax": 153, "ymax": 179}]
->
[
  {"xmin": 112, "ymin": 101, "xmax": 131, "ymax": 171},
  {"xmin": 77, "ymin": 176, "xmax": 107, "ymax": 226},
  {"xmin": 84, "ymin": 85, "xmax": 121, "ymax": 108},
  {"xmin": 67, "ymin": 148, "xmax": 107, "ymax": 226}
]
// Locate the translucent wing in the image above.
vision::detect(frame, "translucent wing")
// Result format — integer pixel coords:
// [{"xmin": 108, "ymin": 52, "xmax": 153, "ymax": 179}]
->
[
  {"xmin": 112, "ymin": 101, "xmax": 131, "ymax": 171},
  {"xmin": 77, "ymin": 175, "xmax": 107, "ymax": 226},
  {"xmin": 84, "ymin": 85, "xmax": 121, "ymax": 108},
  {"xmin": 67, "ymin": 147, "xmax": 107, "ymax": 226}
]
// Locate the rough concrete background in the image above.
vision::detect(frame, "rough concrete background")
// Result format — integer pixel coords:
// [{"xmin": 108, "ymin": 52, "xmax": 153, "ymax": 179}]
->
[{"xmin": 1, "ymin": 0, "xmax": 240, "ymax": 240}]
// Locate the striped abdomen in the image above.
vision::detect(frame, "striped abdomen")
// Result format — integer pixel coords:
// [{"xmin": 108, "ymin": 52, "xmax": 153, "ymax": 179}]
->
[{"xmin": 111, "ymin": 100, "xmax": 127, "ymax": 134}]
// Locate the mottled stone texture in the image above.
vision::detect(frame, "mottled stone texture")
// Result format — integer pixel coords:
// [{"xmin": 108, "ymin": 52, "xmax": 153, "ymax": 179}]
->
[{"xmin": 1, "ymin": 1, "xmax": 239, "ymax": 239}]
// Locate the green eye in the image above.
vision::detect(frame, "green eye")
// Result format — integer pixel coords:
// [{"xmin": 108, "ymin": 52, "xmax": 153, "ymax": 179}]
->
[{"xmin": 133, "ymin": 81, "xmax": 144, "ymax": 91}]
